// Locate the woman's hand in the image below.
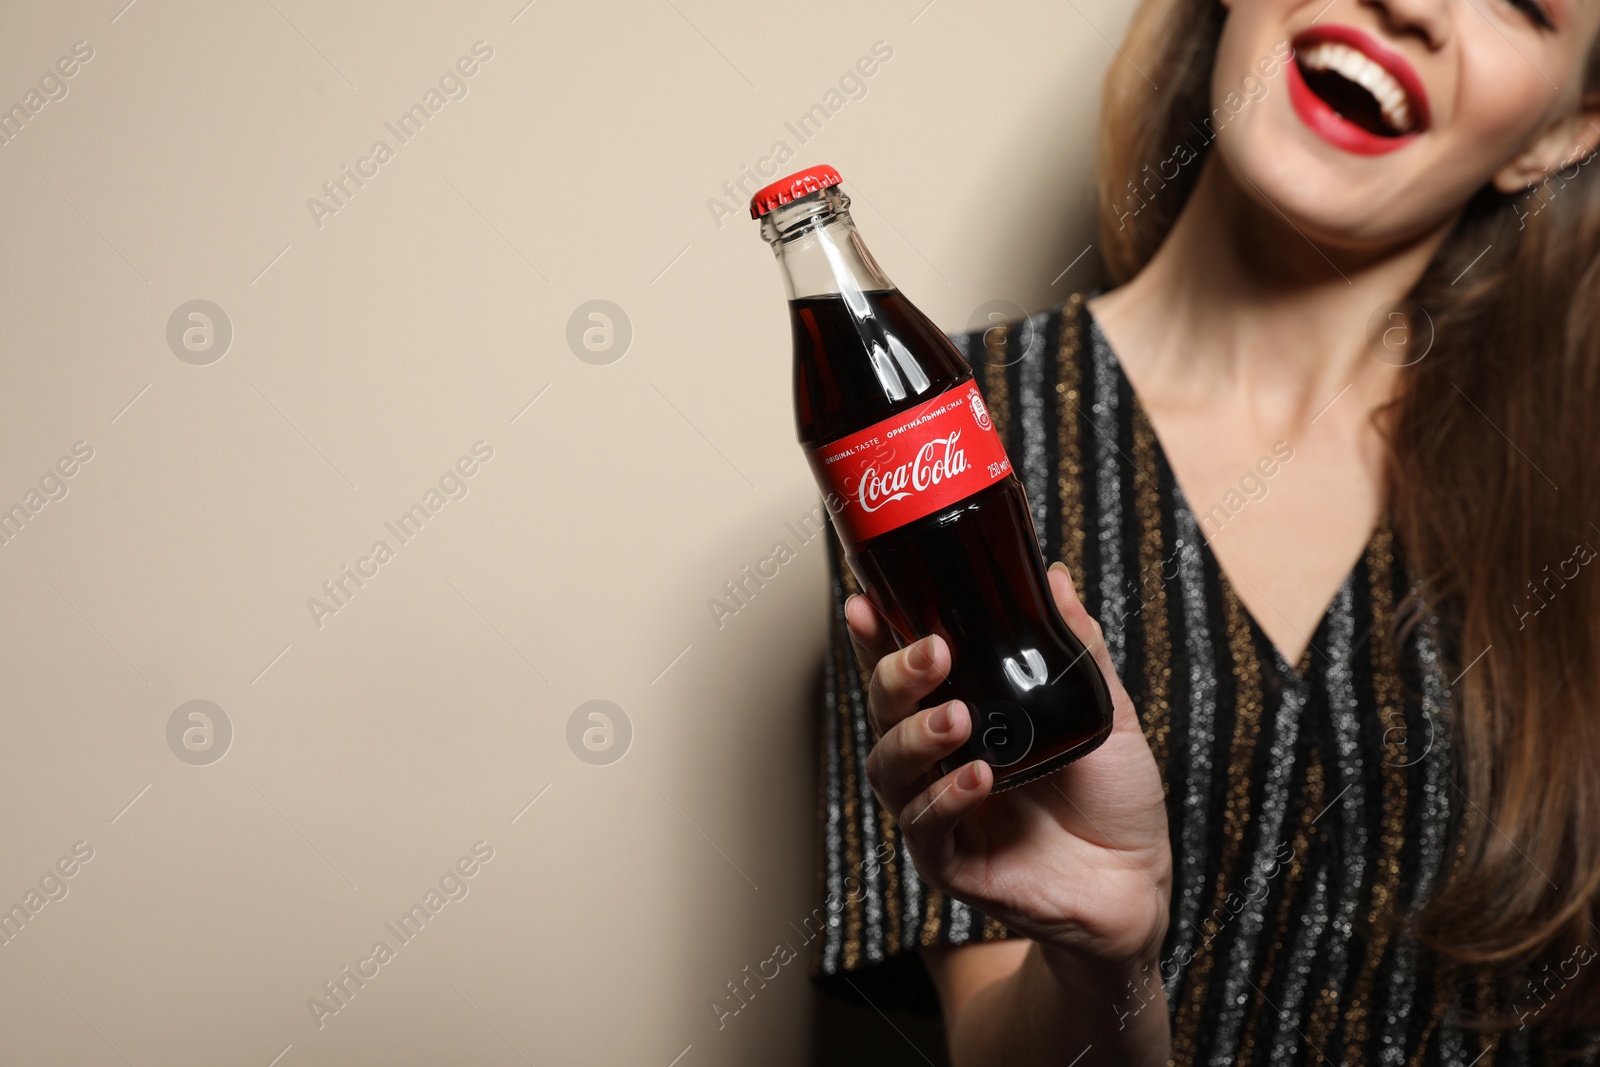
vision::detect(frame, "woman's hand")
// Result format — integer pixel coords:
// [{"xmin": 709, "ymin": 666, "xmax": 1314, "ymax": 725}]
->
[{"xmin": 848, "ymin": 562, "xmax": 1172, "ymax": 972}]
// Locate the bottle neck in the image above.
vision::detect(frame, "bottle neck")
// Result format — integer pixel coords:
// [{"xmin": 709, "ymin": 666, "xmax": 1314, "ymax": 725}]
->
[{"xmin": 760, "ymin": 187, "xmax": 894, "ymax": 302}]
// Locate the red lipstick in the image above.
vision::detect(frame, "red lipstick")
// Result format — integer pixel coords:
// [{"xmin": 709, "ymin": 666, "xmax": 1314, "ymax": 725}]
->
[{"xmin": 1287, "ymin": 25, "xmax": 1431, "ymax": 157}]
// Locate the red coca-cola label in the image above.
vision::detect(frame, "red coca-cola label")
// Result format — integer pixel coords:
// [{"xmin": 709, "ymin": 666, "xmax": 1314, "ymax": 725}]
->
[{"xmin": 807, "ymin": 381, "xmax": 1013, "ymax": 543}]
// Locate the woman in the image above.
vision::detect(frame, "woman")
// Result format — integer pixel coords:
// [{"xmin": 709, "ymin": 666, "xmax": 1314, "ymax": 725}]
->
[{"xmin": 813, "ymin": 0, "xmax": 1600, "ymax": 1062}]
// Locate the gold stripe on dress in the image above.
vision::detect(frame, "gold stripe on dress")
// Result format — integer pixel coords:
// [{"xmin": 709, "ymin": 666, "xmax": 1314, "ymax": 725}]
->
[
  {"xmin": 1475, "ymin": 971, "xmax": 1502, "ymax": 1063},
  {"xmin": 877, "ymin": 804, "xmax": 902, "ymax": 956},
  {"xmin": 837, "ymin": 534, "xmax": 863, "ymax": 609},
  {"xmin": 1407, "ymin": 960, "xmax": 1456, "ymax": 1067},
  {"xmin": 1172, "ymin": 583, "xmax": 1265, "ymax": 1058},
  {"xmin": 840, "ymin": 560, "xmax": 861, "ymax": 598},
  {"xmin": 836, "ymin": 534, "xmax": 865, "ymax": 672},
  {"xmin": 982, "ymin": 323, "xmax": 1011, "ymax": 448},
  {"xmin": 1056, "ymin": 294, "xmax": 1088, "ymax": 580},
  {"xmin": 833, "ymin": 618, "xmax": 866, "ymax": 970},
  {"xmin": 1304, "ymin": 982, "xmax": 1340, "ymax": 1060},
  {"xmin": 1342, "ymin": 521, "xmax": 1411, "ymax": 1061},
  {"xmin": 920, "ymin": 888, "xmax": 945, "ymax": 946},
  {"xmin": 1132, "ymin": 404, "xmax": 1172, "ymax": 786}
]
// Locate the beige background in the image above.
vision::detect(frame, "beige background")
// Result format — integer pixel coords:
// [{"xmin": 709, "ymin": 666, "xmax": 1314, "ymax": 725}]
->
[{"xmin": 0, "ymin": 1, "xmax": 1127, "ymax": 1063}]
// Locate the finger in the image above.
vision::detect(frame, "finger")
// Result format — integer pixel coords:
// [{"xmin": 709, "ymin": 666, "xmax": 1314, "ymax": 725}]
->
[
  {"xmin": 1047, "ymin": 561, "xmax": 1101, "ymax": 648},
  {"xmin": 866, "ymin": 700, "xmax": 971, "ymax": 814},
  {"xmin": 898, "ymin": 759, "xmax": 993, "ymax": 860},
  {"xmin": 844, "ymin": 594, "xmax": 898, "ymax": 677},
  {"xmin": 867, "ymin": 633, "xmax": 951, "ymax": 738},
  {"xmin": 1048, "ymin": 561, "xmax": 1108, "ymax": 665},
  {"xmin": 1047, "ymin": 562, "xmax": 1136, "ymax": 730}
]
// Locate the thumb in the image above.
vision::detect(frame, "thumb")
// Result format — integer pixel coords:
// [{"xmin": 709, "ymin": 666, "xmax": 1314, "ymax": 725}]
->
[
  {"xmin": 1047, "ymin": 562, "xmax": 1138, "ymax": 734},
  {"xmin": 1047, "ymin": 561, "xmax": 1102, "ymax": 650}
]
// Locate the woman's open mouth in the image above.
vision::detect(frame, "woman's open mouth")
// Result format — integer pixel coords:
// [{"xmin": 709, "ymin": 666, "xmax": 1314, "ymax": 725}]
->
[{"xmin": 1286, "ymin": 25, "xmax": 1430, "ymax": 156}]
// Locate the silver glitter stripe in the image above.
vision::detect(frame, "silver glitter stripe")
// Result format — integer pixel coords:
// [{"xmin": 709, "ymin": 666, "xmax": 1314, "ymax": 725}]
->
[
  {"xmin": 948, "ymin": 330, "xmax": 972, "ymax": 363},
  {"xmin": 1165, "ymin": 505, "xmax": 1219, "ymax": 1001},
  {"xmin": 947, "ymin": 898, "xmax": 973, "ymax": 943},
  {"xmin": 1209, "ymin": 678, "xmax": 1310, "ymax": 1064},
  {"xmin": 1019, "ymin": 311, "xmax": 1050, "ymax": 544},
  {"xmin": 1430, "ymin": 629, "xmax": 1469, "ymax": 1066},
  {"xmin": 1087, "ymin": 322, "xmax": 1128, "ymax": 671},
  {"xmin": 821, "ymin": 576, "xmax": 847, "ymax": 974},
  {"xmin": 1379, "ymin": 617, "xmax": 1453, "ymax": 1064},
  {"xmin": 849, "ymin": 651, "xmax": 885, "ymax": 963},
  {"xmin": 1269, "ymin": 861, "xmax": 1333, "ymax": 1063},
  {"xmin": 900, "ymin": 835, "xmax": 922, "ymax": 951},
  {"xmin": 1268, "ymin": 579, "xmax": 1361, "ymax": 1061},
  {"xmin": 1313, "ymin": 578, "xmax": 1368, "ymax": 1038},
  {"xmin": 1436, "ymin": 1012, "xmax": 1466, "ymax": 1064}
]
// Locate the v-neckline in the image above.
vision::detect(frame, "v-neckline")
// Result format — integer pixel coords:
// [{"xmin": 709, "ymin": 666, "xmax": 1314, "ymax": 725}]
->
[{"xmin": 1078, "ymin": 302, "xmax": 1378, "ymax": 681}]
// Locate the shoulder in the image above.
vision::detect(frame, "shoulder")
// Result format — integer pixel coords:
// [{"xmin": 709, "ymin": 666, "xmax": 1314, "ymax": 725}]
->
[
  {"xmin": 943, "ymin": 294, "xmax": 1098, "ymax": 443},
  {"xmin": 942, "ymin": 293, "xmax": 1094, "ymax": 370}
]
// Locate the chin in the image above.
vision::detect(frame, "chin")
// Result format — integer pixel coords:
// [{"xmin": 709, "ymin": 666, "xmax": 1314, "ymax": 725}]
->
[
  {"xmin": 1215, "ymin": 133, "xmax": 1377, "ymax": 246},
  {"xmin": 1211, "ymin": 104, "xmax": 1467, "ymax": 254}
]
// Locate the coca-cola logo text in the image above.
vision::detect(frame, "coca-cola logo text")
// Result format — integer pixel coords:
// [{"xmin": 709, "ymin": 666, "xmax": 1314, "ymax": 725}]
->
[
  {"xmin": 858, "ymin": 431, "xmax": 968, "ymax": 513},
  {"xmin": 807, "ymin": 381, "xmax": 1011, "ymax": 544}
]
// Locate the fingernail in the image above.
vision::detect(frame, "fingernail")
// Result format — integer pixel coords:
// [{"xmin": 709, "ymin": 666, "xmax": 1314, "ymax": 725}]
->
[
  {"xmin": 959, "ymin": 761, "xmax": 986, "ymax": 790},
  {"xmin": 946, "ymin": 700, "xmax": 965, "ymax": 734},
  {"xmin": 928, "ymin": 703, "xmax": 952, "ymax": 734},
  {"xmin": 907, "ymin": 635, "xmax": 940, "ymax": 672},
  {"xmin": 1049, "ymin": 561, "xmax": 1070, "ymax": 579}
]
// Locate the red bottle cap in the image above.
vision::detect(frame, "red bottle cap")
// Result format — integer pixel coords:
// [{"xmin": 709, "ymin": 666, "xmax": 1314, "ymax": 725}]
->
[{"xmin": 749, "ymin": 164, "xmax": 843, "ymax": 219}]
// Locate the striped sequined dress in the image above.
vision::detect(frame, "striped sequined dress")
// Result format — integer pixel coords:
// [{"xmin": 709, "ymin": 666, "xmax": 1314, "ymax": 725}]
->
[{"xmin": 811, "ymin": 294, "xmax": 1599, "ymax": 1065}]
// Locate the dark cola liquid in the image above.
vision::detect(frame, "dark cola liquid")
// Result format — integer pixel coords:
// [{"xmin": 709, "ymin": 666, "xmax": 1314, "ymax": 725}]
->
[{"xmin": 793, "ymin": 289, "xmax": 1114, "ymax": 790}]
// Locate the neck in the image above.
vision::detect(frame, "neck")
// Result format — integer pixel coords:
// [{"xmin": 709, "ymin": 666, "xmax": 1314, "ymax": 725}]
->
[{"xmin": 1094, "ymin": 155, "xmax": 1456, "ymax": 423}]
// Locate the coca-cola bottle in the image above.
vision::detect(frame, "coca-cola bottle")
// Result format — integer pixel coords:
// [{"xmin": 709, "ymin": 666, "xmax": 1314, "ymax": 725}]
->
[{"xmin": 752, "ymin": 164, "xmax": 1114, "ymax": 791}]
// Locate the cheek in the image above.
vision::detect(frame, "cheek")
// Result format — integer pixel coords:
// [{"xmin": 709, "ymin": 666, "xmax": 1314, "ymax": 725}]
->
[{"xmin": 1447, "ymin": 46, "xmax": 1559, "ymax": 178}]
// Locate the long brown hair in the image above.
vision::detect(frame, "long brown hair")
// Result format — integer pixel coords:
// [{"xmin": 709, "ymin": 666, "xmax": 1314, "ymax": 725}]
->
[{"xmin": 1097, "ymin": 0, "xmax": 1600, "ymax": 1046}]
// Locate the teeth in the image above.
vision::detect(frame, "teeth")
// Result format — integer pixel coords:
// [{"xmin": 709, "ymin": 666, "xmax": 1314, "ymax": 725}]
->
[{"xmin": 1300, "ymin": 41, "xmax": 1415, "ymax": 134}]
